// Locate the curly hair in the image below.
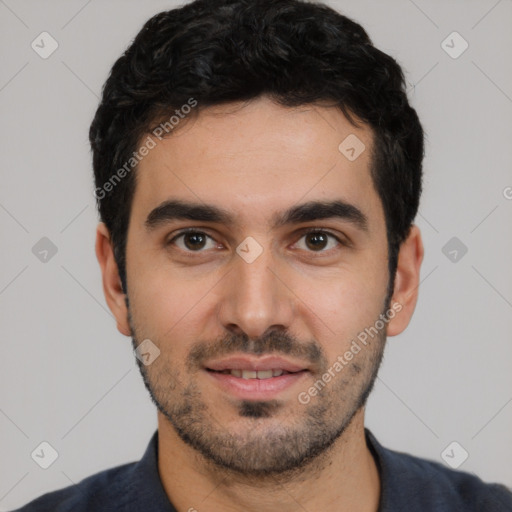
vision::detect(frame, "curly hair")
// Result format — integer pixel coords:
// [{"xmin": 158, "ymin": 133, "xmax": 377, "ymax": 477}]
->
[{"xmin": 89, "ymin": 0, "xmax": 424, "ymax": 298}]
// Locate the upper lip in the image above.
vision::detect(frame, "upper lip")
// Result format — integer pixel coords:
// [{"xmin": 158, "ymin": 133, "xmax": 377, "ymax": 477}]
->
[{"xmin": 204, "ymin": 355, "xmax": 308, "ymax": 373}]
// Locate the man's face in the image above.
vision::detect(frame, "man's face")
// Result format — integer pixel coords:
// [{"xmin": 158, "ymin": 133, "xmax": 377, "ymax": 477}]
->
[{"xmin": 124, "ymin": 96, "xmax": 392, "ymax": 475}]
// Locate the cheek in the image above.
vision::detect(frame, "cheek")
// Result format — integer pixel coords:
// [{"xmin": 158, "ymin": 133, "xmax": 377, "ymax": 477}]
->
[
  {"xmin": 127, "ymin": 259, "xmax": 212, "ymax": 342},
  {"xmin": 292, "ymin": 265, "xmax": 388, "ymax": 350}
]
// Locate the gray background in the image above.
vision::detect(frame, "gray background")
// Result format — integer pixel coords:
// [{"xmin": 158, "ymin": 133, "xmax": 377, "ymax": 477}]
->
[{"xmin": 1, "ymin": 0, "xmax": 511, "ymax": 509}]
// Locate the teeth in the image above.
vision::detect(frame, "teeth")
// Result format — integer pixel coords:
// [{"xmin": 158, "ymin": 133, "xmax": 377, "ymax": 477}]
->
[
  {"xmin": 254, "ymin": 370, "xmax": 272, "ymax": 379},
  {"xmin": 227, "ymin": 369, "xmax": 287, "ymax": 379}
]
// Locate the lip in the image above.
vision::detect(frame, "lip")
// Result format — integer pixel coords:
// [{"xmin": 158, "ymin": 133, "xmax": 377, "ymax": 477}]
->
[
  {"xmin": 205, "ymin": 368, "xmax": 309, "ymax": 400},
  {"xmin": 204, "ymin": 355, "xmax": 308, "ymax": 373}
]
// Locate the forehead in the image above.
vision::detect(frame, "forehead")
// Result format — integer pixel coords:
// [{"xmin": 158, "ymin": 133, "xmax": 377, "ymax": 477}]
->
[{"xmin": 131, "ymin": 96, "xmax": 382, "ymax": 232}]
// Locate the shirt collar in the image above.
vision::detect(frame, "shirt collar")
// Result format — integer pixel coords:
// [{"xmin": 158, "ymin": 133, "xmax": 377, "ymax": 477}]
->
[
  {"xmin": 122, "ymin": 430, "xmax": 177, "ymax": 511},
  {"xmin": 365, "ymin": 427, "xmax": 428, "ymax": 512}
]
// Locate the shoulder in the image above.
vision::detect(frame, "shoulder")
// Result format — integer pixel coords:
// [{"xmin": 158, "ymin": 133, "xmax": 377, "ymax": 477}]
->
[
  {"xmin": 10, "ymin": 460, "xmax": 138, "ymax": 512},
  {"xmin": 388, "ymin": 447, "xmax": 512, "ymax": 511},
  {"xmin": 366, "ymin": 430, "xmax": 512, "ymax": 512},
  {"xmin": 11, "ymin": 431, "xmax": 171, "ymax": 512}
]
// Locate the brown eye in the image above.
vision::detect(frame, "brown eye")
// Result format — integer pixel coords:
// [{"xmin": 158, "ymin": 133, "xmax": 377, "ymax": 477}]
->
[
  {"xmin": 183, "ymin": 232, "xmax": 207, "ymax": 250},
  {"xmin": 169, "ymin": 230, "xmax": 216, "ymax": 252},
  {"xmin": 295, "ymin": 230, "xmax": 341, "ymax": 253},
  {"xmin": 305, "ymin": 232, "xmax": 329, "ymax": 251}
]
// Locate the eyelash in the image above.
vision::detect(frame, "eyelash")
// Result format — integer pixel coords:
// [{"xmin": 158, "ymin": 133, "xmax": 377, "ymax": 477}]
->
[{"xmin": 167, "ymin": 227, "xmax": 346, "ymax": 255}]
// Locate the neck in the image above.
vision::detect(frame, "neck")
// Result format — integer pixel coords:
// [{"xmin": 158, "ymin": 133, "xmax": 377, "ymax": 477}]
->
[{"xmin": 157, "ymin": 408, "xmax": 381, "ymax": 512}]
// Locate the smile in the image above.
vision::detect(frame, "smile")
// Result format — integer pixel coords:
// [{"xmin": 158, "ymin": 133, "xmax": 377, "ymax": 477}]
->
[{"xmin": 209, "ymin": 369, "xmax": 294, "ymax": 379}]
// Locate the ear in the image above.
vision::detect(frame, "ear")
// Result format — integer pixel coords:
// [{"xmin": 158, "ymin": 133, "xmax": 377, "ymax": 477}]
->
[
  {"xmin": 386, "ymin": 224, "xmax": 424, "ymax": 337},
  {"xmin": 95, "ymin": 222, "xmax": 131, "ymax": 336}
]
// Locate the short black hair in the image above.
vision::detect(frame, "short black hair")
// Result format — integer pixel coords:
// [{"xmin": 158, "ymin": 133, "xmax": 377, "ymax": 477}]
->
[{"xmin": 90, "ymin": 0, "xmax": 424, "ymax": 299}]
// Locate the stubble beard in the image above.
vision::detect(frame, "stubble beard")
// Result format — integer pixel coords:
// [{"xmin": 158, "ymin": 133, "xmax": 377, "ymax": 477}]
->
[{"xmin": 129, "ymin": 306, "xmax": 387, "ymax": 480}]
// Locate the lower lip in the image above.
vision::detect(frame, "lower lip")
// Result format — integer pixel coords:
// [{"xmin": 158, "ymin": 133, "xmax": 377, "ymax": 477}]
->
[{"xmin": 205, "ymin": 369, "xmax": 309, "ymax": 400}]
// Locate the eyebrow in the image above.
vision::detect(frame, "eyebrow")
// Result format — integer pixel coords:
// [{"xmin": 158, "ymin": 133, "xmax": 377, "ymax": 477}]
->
[{"xmin": 145, "ymin": 199, "xmax": 368, "ymax": 233}]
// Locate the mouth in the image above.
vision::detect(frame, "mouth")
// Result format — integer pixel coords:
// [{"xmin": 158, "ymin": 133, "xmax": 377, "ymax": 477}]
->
[
  {"xmin": 203, "ymin": 355, "xmax": 310, "ymax": 399},
  {"xmin": 206, "ymin": 368, "xmax": 302, "ymax": 379}
]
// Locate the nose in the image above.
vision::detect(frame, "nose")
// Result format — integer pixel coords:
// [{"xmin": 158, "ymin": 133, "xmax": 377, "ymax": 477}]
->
[{"xmin": 216, "ymin": 242, "xmax": 295, "ymax": 340}]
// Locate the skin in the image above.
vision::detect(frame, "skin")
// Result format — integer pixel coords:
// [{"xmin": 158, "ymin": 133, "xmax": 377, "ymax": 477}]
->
[{"xmin": 96, "ymin": 96, "xmax": 423, "ymax": 512}]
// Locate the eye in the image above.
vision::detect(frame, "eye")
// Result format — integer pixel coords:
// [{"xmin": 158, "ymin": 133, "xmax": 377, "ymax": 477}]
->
[
  {"xmin": 168, "ymin": 229, "xmax": 218, "ymax": 252},
  {"xmin": 294, "ymin": 229, "xmax": 343, "ymax": 253},
  {"xmin": 167, "ymin": 228, "xmax": 345, "ymax": 255}
]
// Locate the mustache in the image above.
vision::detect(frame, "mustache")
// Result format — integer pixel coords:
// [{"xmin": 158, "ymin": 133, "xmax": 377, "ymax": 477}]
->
[{"xmin": 186, "ymin": 329, "xmax": 327, "ymax": 372}]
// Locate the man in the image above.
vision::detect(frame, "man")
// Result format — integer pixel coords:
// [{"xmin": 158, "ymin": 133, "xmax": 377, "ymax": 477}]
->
[{"xmin": 13, "ymin": 0, "xmax": 512, "ymax": 510}]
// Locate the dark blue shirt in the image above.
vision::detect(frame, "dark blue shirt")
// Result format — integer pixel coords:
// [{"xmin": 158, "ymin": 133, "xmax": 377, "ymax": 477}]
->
[{"xmin": 11, "ymin": 429, "xmax": 512, "ymax": 511}]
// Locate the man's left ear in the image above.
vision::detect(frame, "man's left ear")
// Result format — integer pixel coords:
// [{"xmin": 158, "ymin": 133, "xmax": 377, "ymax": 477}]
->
[{"xmin": 386, "ymin": 224, "xmax": 424, "ymax": 337}]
